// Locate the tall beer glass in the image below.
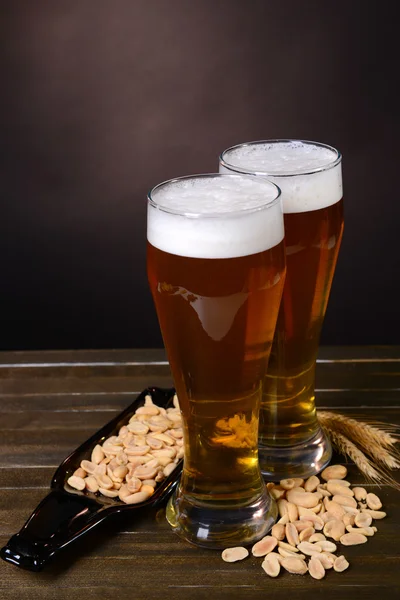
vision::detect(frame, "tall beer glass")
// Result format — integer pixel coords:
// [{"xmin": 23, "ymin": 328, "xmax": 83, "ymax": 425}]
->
[
  {"xmin": 147, "ymin": 174, "xmax": 285, "ymax": 547},
  {"xmin": 220, "ymin": 141, "xmax": 344, "ymax": 479}
]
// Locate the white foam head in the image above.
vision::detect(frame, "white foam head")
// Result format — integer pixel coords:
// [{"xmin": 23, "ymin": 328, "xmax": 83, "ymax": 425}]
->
[
  {"xmin": 220, "ymin": 140, "xmax": 342, "ymax": 214},
  {"xmin": 147, "ymin": 174, "xmax": 284, "ymax": 259}
]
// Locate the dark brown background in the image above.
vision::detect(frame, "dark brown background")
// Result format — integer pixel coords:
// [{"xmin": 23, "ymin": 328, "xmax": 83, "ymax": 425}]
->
[{"xmin": 1, "ymin": 0, "xmax": 399, "ymax": 350}]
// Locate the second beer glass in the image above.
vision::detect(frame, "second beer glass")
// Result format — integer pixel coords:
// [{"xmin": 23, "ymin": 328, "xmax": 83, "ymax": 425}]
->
[
  {"xmin": 220, "ymin": 141, "xmax": 344, "ymax": 479},
  {"xmin": 147, "ymin": 174, "xmax": 285, "ymax": 547}
]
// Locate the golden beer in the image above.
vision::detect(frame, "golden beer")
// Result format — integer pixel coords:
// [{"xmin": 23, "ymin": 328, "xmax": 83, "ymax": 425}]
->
[
  {"xmin": 147, "ymin": 174, "xmax": 285, "ymax": 546},
  {"xmin": 148, "ymin": 242, "xmax": 285, "ymax": 500},
  {"xmin": 263, "ymin": 199, "xmax": 344, "ymax": 446},
  {"xmin": 220, "ymin": 140, "xmax": 343, "ymax": 478}
]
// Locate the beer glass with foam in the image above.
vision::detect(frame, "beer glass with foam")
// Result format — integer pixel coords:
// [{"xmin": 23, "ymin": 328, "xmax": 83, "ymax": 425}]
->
[
  {"xmin": 147, "ymin": 174, "xmax": 285, "ymax": 547},
  {"xmin": 220, "ymin": 141, "xmax": 344, "ymax": 479}
]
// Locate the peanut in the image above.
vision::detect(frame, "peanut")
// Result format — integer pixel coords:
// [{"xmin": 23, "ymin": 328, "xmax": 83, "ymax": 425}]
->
[
  {"xmin": 332, "ymin": 494, "xmax": 357, "ymax": 508},
  {"xmin": 343, "ymin": 513, "xmax": 355, "ymax": 527},
  {"xmin": 285, "ymin": 523, "xmax": 299, "ymax": 547},
  {"xmin": 334, "ymin": 555, "xmax": 350, "ymax": 572},
  {"xmin": 362, "ymin": 509, "xmax": 386, "ymax": 519},
  {"xmin": 261, "ymin": 553, "xmax": 280, "ymax": 577},
  {"xmin": 278, "ymin": 548, "xmax": 306, "ymax": 560},
  {"xmin": 355, "ymin": 512, "xmax": 372, "ymax": 528},
  {"xmin": 280, "ymin": 557, "xmax": 308, "ymax": 575},
  {"xmin": 318, "ymin": 552, "xmax": 336, "ymax": 569},
  {"xmin": 299, "ymin": 527, "xmax": 315, "ymax": 542},
  {"xmin": 324, "ymin": 500, "xmax": 346, "ymax": 520},
  {"xmin": 366, "ymin": 493, "xmax": 382, "ymax": 510},
  {"xmin": 346, "ymin": 526, "xmax": 375, "ymax": 537},
  {"xmin": 327, "ymin": 482, "xmax": 354, "ymax": 497},
  {"xmin": 271, "ymin": 523, "xmax": 285, "ymax": 541},
  {"xmin": 297, "ymin": 541, "xmax": 322, "ymax": 556},
  {"xmin": 321, "ymin": 465, "xmax": 347, "ymax": 481},
  {"xmin": 252, "ymin": 536, "xmax": 277, "ymax": 557},
  {"xmin": 286, "ymin": 490, "xmax": 319, "ymax": 508},
  {"xmin": 304, "ymin": 476, "xmax": 320, "ymax": 492},
  {"xmin": 353, "ymin": 486, "xmax": 367, "ymax": 501},
  {"xmin": 293, "ymin": 520, "xmax": 314, "ymax": 532},
  {"xmin": 292, "ymin": 478, "xmax": 305, "ymax": 487},
  {"xmin": 299, "ymin": 513, "xmax": 324, "ymax": 531},
  {"xmin": 308, "ymin": 533, "xmax": 326, "ymax": 543},
  {"xmin": 280, "ymin": 478, "xmax": 295, "ymax": 490},
  {"xmin": 73, "ymin": 467, "xmax": 87, "ymax": 478},
  {"xmin": 323, "ymin": 519, "xmax": 345, "ymax": 541},
  {"xmin": 91, "ymin": 445, "xmax": 105, "ymax": 464},
  {"xmin": 84, "ymin": 475, "xmax": 99, "ymax": 493},
  {"xmin": 221, "ymin": 547, "xmax": 249, "ymax": 562},
  {"xmin": 278, "ymin": 541, "xmax": 300, "ymax": 552},
  {"xmin": 287, "ymin": 502, "xmax": 299, "ymax": 523},
  {"xmin": 318, "ymin": 540, "xmax": 337, "ymax": 553},
  {"xmin": 340, "ymin": 532, "xmax": 368, "ymax": 546},
  {"xmin": 308, "ymin": 556, "xmax": 325, "ymax": 579},
  {"xmin": 122, "ymin": 489, "xmax": 153, "ymax": 505},
  {"xmin": 277, "ymin": 499, "xmax": 289, "ymax": 517},
  {"xmin": 67, "ymin": 475, "xmax": 85, "ymax": 491}
]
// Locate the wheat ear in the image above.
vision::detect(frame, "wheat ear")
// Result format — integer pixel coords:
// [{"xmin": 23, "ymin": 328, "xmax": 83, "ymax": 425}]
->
[
  {"xmin": 318, "ymin": 411, "xmax": 400, "ymax": 470},
  {"xmin": 321, "ymin": 425, "xmax": 381, "ymax": 479}
]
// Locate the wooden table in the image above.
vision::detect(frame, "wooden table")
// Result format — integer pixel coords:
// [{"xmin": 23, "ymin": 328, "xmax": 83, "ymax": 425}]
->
[{"xmin": 0, "ymin": 347, "xmax": 399, "ymax": 599}]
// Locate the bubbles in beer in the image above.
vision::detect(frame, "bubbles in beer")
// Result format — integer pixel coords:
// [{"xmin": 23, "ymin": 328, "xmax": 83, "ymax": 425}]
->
[
  {"xmin": 148, "ymin": 174, "xmax": 284, "ymax": 259},
  {"xmin": 220, "ymin": 141, "xmax": 342, "ymax": 214}
]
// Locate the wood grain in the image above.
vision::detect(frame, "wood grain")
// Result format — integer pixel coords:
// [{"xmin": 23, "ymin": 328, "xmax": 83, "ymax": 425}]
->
[{"xmin": 0, "ymin": 347, "xmax": 399, "ymax": 599}]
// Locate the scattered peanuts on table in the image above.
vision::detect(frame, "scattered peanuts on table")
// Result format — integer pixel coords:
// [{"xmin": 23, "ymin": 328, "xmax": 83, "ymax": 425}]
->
[
  {"xmin": 221, "ymin": 465, "xmax": 387, "ymax": 580},
  {"xmin": 67, "ymin": 393, "xmax": 183, "ymax": 504}
]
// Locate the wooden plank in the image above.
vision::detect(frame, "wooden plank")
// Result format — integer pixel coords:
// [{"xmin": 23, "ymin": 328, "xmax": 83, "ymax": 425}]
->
[
  {"xmin": 0, "ymin": 410, "xmax": 124, "ymax": 431},
  {"xmin": 0, "ymin": 433, "xmax": 102, "ymax": 466},
  {"xmin": 0, "ymin": 533, "xmax": 398, "ymax": 599},
  {"xmin": 317, "ymin": 346, "xmax": 400, "ymax": 360},
  {"xmin": 0, "ymin": 586, "xmax": 395, "ymax": 600},
  {"xmin": 0, "ymin": 392, "xmax": 138, "ymax": 412},
  {"xmin": 0, "ymin": 467, "xmax": 55, "ymax": 489},
  {"xmin": 0, "ymin": 363, "xmax": 172, "ymax": 381},
  {"xmin": 0, "ymin": 374, "xmax": 173, "ymax": 395},
  {"xmin": 0, "ymin": 388, "xmax": 399, "ymax": 414},
  {"xmin": 315, "ymin": 362, "xmax": 400, "ymax": 390},
  {"xmin": 0, "ymin": 347, "xmax": 398, "ymax": 408},
  {"xmin": 1, "ymin": 363, "xmax": 399, "ymax": 396},
  {"xmin": 0, "ymin": 348, "xmax": 168, "ymax": 366},
  {"xmin": 1, "ymin": 346, "xmax": 399, "ymax": 366},
  {"xmin": 315, "ymin": 389, "xmax": 400, "ymax": 409}
]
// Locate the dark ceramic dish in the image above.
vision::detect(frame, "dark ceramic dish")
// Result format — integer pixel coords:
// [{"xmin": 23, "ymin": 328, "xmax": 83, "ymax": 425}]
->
[{"xmin": 0, "ymin": 387, "xmax": 182, "ymax": 572}]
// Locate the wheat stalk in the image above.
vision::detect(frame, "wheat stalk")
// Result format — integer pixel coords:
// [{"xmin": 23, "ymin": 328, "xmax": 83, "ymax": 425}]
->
[
  {"xmin": 318, "ymin": 411, "xmax": 400, "ymax": 489},
  {"xmin": 321, "ymin": 425, "xmax": 381, "ymax": 480},
  {"xmin": 318, "ymin": 411, "xmax": 400, "ymax": 470}
]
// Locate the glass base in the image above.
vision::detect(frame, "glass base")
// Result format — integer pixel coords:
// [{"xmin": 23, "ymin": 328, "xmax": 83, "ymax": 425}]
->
[
  {"xmin": 259, "ymin": 427, "xmax": 332, "ymax": 481},
  {"xmin": 166, "ymin": 487, "xmax": 277, "ymax": 549}
]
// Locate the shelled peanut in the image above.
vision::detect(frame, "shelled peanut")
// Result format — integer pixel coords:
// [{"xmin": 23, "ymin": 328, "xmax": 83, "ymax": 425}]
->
[
  {"xmin": 222, "ymin": 465, "xmax": 387, "ymax": 579},
  {"xmin": 67, "ymin": 394, "xmax": 183, "ymax": 504}
]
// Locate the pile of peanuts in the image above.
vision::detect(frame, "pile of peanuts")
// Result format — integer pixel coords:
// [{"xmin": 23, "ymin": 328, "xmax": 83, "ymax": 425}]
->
[
  {"xmin": 67, "ymin": 394, "xmax": 183, "ymax": 504},
  {"xmin": 222, "ymin": 464, "xmax": 387, "ymax": 579}
]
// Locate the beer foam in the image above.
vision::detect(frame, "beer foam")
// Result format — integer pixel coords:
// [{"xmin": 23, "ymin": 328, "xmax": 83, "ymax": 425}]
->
[
  {"xmin": 220, "ymin": 141, "xmax": 343, "ymax": 214},
  {"xmin": 147, "ymin": 175, "xmax": 284, "ymax": 259}
]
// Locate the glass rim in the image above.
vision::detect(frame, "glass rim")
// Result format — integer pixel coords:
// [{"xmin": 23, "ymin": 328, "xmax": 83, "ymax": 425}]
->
[
  {"xmin": 147, "ymin": 172, "xmax": 282, "ymax": 219},
  {"xmin": 219, "ymin": 139, "xmax": 342, "ymax": 177}
]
